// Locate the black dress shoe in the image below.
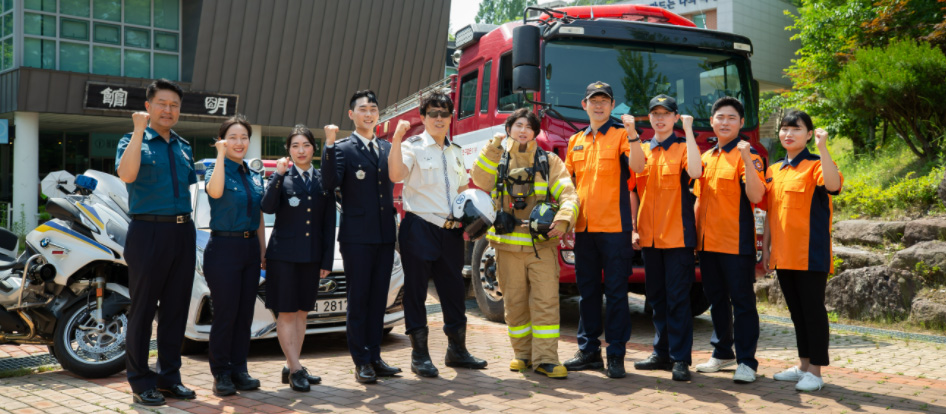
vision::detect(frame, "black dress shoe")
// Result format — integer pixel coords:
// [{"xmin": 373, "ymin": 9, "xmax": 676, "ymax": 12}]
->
[
  {"xmin": 289, "ymin": 369, "xmax": 311, "ymax": 392},
  {"xmin": 563, "ymin": 349, "xmax": 604, "ymax": 371},
  {"xmin": 355, "ymin": 364, "xmax": 378, "ymax": 384},
  {"xmin": 372, "ymin": 359, "xmax": 403, "ymax": 377},
  {"xmin": 213, "ymin": 374, "xmax": 237, "ymax": 396},
  {"xmin": 634, "ymin": 354, "xmax": 673, "ymax": 371},
  {"xmin": 157, "ymin": 384, "xmax": 196, "ymax": 400},
  {"xmin": 606, "ymin": 355, "xmax": 626, "ymax": 378},
  {"xmin": 282, "ymin": 366, "xmax": 321, "ymax": 384},
  {"xmin": 672, "ymin": 361, "xmax": 691, "ymax": 381},
  {"xmin": 132, "ymin": 388, "xmax": 166, "ymax": 406},
  {"xmin": 231, "ymin": 372, "xmax": 260, "ymax": 391}
]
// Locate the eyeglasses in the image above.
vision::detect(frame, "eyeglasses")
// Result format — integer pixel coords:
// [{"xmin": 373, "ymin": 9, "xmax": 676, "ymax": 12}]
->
[{"xmin": 425, "ymin": 110, "xmax": 451, "ymax": 119}]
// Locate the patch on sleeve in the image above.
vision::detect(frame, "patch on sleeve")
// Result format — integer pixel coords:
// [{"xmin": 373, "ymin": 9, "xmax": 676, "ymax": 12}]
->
[
  {"xmin": 765, "ymin": 177, "xmax": 773, "ymax": 183},
  {"xmin": 753, "ymin": 158, "xmax": 764, "ymax": 172}
]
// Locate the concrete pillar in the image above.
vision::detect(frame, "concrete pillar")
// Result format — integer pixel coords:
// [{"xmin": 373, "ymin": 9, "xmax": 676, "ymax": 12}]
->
[
  {"xmin": 12, "ymin": 112, "xmax": 39, "ymax": 233},
  {"xmin": 247, "ymin": 124, "xmax": 262, "ymax": 160}
]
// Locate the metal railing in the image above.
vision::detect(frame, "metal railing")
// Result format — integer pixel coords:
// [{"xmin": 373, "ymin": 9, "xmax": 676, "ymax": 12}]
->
[{"xmin": 379, "ymin": 77, "xmax": 455, "ymax": 122}]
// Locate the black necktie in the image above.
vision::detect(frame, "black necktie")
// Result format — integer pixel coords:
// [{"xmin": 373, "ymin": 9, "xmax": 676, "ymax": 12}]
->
[
  {"xmin": 303, "ymin": 170, "xmax": 312, "ymax": 193},
  {"xmin": 368, "ymin": 141, "xmax": 378, "ymax": 161}
]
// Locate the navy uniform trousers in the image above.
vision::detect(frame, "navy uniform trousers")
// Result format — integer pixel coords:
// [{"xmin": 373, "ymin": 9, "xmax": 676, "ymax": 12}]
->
[
  {"xmin": 399, "ymin": 212, "xmax": 467, "ymax": 335},
  {"xmin": 574, "ymin": 232, "xmax": 633, "ymax": 357},
  {"xmin": 699, "ymin": 251, "xmax": 759, "ymax": 370},
  {"xmin": 124, "ymin": 219, "xmax": 196, "ymax": 393},
  {"xmin": 642, "ymin": 247, "xmax": 694, "ymax": 365},
  {"xmin": 340, "ymin": 243, "xmax": 394, "ymax": 365},
  {"xmin": 203, "ymin": 235, "xmax": 260, "ymax": 376}
]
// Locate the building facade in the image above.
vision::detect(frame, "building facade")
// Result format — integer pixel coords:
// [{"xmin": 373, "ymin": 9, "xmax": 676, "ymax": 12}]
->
[{"xmin": 0, "ymin": 0, "xmax": 450, "ymax": 230}]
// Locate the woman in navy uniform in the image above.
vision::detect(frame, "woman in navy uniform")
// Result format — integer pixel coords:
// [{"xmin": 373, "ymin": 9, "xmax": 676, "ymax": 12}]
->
[
  {"xmin": 260, "ymin": 125, "xmax": 336, "ymax": 392},
  {"xmin": 203, "ymin": 115, "xmax": 265, "ymax": 396}
]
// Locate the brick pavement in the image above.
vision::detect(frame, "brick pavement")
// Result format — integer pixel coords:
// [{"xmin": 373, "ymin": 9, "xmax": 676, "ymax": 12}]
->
[{"xmin": 1, "ymin": 294, "xmax": 945, "ymax": 413}]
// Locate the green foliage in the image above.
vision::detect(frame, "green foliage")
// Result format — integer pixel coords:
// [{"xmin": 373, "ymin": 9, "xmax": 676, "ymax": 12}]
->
[
  {"xmin": 827, "ymin": 38, "xmax": 946, "ymax": 161},
  {"xmin": 474, "ymin": 0, "xmax": 537, "ymax": 25},
  {"xmin": 915, "ymin": 261, "xmax": 943, "ymax": 286}
]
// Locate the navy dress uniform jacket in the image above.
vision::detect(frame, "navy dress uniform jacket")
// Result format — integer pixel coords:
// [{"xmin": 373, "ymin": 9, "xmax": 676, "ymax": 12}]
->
[
  {"xmin": 261, "ymin": 167, "xmax": 336, "ymax": 269},
  {"xmin": 321, "ymin": 136, "xmax": 397, "ymax": 244}
]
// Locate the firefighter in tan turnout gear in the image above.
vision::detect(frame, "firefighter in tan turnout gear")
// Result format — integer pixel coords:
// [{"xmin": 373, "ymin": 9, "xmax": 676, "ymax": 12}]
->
[{"xmin": 471, "ymin": 108, "xmax": 579, "ymax": 378}]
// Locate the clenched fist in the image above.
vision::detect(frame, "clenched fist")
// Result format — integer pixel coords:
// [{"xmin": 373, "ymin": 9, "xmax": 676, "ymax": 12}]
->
[
  {"xmin": 814, "ymin": 128, "xmax": 829, "ymax": 149},
  {"xmin": 394, "ymin": 119, "xmax": 411, "ymax": 139},
  {"xmin": 324, "ymin": 124, "xmax": 339, "ymax": 146},
  {"xmin": 737, "ymin": 140, "xmax": 752, "ymax": 160},
  {"xmin": 132, "ymin": 112, "xmax": 150, "ymax": 134},
  {"xmin": 492, "ymin": 132, "xmax": 506, "ymax": 148},
  {"xmin": 276, "ymin": 157, "xmax": 289, "ymax": 175},
  {"xmin": 680, "ymin": 114, "xmax": 694, "ymax": 131},
  {"xmin": 214, "ymin": 139, "xmax": 228, "ymax": 155},
  {"xmin": 622, "ymin": 114, "xmax": 639, "ymax": 141}
]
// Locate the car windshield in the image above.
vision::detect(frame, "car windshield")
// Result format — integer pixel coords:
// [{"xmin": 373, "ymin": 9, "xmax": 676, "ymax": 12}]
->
[{"xmin": 543, "ymin": 39, "xmax": 756, "ymax": 128}]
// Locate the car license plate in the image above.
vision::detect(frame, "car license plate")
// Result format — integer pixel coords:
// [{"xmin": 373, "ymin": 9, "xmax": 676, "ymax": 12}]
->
[{"xmin": 314, "ymin": 298, "xmax": 347, "ymax": 314}]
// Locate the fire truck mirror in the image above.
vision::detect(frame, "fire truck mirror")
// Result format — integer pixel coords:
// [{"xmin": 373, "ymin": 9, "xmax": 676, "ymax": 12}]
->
[
  {"xmin": 513, "ymin": 65, "xmax": 541, "ymax": 93},
  {"xmin": 512, "ymin": 25, "xmax": 541, "ymax": 68}
]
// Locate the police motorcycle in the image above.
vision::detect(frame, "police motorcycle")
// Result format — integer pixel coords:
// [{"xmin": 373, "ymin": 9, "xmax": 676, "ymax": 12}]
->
[{"xmin": 0, "ymin": 170, "xmax": 132, "ymax": 378}]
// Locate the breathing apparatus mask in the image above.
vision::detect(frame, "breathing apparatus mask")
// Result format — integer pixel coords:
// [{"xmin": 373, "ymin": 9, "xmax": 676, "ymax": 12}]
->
[{"xmin": 492, "ymin": 142, "xmax": 559, "ymax": 258}]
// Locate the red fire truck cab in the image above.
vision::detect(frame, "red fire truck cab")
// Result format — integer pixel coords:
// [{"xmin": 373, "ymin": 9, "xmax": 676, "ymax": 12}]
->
[{"xmin": 376, "ymin": 4, "xmax": 766, "ymax": 322}]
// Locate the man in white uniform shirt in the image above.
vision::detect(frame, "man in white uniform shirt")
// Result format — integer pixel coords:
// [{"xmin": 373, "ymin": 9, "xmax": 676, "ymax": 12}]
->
[{"xmin": 388, "ymin": 91, "xmax": 487, "ymax": 378}]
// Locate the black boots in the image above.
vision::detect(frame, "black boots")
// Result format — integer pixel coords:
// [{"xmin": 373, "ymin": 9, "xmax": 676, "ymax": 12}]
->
[
  {"xmin": 444, "ymin": 326, "xmax": 487, "ymax": 369},
  {"xmin": 409, "ymin": 327, "xmax": 439, "ymax": 377},
  {"xmin": 213, "ymin": 374, "xmax": 236, "ymax": 396}
]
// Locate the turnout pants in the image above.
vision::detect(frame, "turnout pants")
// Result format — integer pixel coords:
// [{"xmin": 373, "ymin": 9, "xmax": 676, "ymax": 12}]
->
[
  {"xmin": 574, "ymin": 232, "xmax": 633, "ymax": 357},
  {"xmin": 699, "ymin": 251, "xmax": 760, "ymax": 370},
  {"xmin": 642, "ymin": 247, "xmax": 694, "ymax": 365},
  {"xmin": 495, "ymin": 244, "xmax": 561, "ymax": 365},
  {"xmin": 124, "ymin": 220, "xmax": 196, "ymax": 393},
  {"xmin": 203, "ymin": 235, "xmax": 261, "ymax": 376},
  {"xmin": 399, "ymin": 212, "xmax": 467, "ymax": 335}
]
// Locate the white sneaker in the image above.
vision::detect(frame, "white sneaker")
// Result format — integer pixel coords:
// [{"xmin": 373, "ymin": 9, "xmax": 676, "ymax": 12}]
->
[
  {"xmin": 795, "ymin": 372, "xmax": 825, "ymax": 392},
  {"xmin": 732, "ymin": 363, "xmax": 756, "ymax": 383},
  {"xmin": 773, "ymin": 366, "xmax": 805, "ymax": 382},
  {"xmin": 695, "ymin": 357, "xmax": 736, "ymax": 373}
]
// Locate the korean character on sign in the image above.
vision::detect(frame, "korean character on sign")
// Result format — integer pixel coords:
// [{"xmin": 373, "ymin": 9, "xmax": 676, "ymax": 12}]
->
[{"xmin": 667, "ymin": 0, "xmax": 675, "ymax": 9}]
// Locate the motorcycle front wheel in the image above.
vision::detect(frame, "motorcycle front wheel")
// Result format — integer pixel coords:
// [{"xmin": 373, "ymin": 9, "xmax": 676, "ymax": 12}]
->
[{"xmin": 53, "ymin": 295, "xmax": 130, "ymax": 378}]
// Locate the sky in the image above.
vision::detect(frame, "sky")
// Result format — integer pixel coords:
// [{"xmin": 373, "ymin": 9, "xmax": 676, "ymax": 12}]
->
[{"xmin": 449, "ymin": 0, "xmax": 485, "ymax": 37}]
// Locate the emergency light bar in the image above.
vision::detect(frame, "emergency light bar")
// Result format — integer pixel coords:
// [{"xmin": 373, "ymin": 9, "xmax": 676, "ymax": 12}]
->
[{"xmin": 455, "ymin": 23, "xmax": 499, "ymax": 50}]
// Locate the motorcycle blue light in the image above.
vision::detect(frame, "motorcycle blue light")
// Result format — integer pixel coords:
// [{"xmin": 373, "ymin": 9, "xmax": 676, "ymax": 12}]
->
[{"xmin": 75, "ymin": 175, "xmax": 98, "ymax": 192}]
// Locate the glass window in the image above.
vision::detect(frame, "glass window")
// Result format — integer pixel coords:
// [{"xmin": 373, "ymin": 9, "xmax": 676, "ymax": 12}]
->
[
  {"xmin": 498, "ymin": 54, "xmax": 527, "ymax": 112},
  {"xmin": 25, "ymin": 0, "xmax": 56, "ymax": 12},
  {"xmin": 92, "ymin": 45, "xmax": 120, "ymax": 75},
  {"xmin": 154, "ymin": 0, "xmax": 179, "ymax": 30},
  {"xmin": 3, "ymin": 13, "xmax": 12, "ymax": 37},
  {"xmin": 154, "ymin": 31, "xmax": 178, "ymax": 52},
  {"xmin": 24, "ymin": 13, "xmax": 56, "ymax": 37},
  {"xmin": 2, "ymin": 0, "xmax": 10, "ymax": 12},
  {"xmin": 124, "ymin": 49, "xmax": 149, "ymax": 78},
  {"xmin": 93, "ymin": 23, "xmax": 120, "ymax": 44},
  {"xmin": 125, "ymin": 27, "xmax": 150, "ymax": 48},
  {"xmin": 2, "ymin": 38, "xmax": 12, "ymax": 70},
  {"xmin": 93, "ymin": 0, "xmax": 121, "ymax": 22},
  {"xmin": 125, "ymin": 0, "xmax": 150, "ymax": 26},
  {"xmin": 24, "ymin": 37, "xmax": 56, "ymax": 69},
  {"xmin": 59, "ymin": 41, "xmax": 90, "ymax": 73},
  {"xmin": 153, "ymin": 53, "xmax": 177, "ymax": 80},
  {"xmin": 480, "ymin": 61, "xmax": 491, "ymax": 113},
  {"xmin": 60, "ymin": 0, "xmax": 90, "ymax": 17},
  {"xmin": 459, "ymin": 71, "xmax": 478, "ymax": 119},
  {"xmin": 61, "ymin": 18, "xmax": 90, "ymax": 41}
]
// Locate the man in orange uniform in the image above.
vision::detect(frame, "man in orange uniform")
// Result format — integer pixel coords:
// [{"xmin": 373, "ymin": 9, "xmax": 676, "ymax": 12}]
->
[
  {"xmin": 691, "ymin": 97, "xmax": 765, "ymax": 383},
  {"xmin": 563, "ymin": 82, "xmax": 645, "ymax": 378},
  {"xmin": 629, "ymin": 94, "xmax": 702, "ymax": 381}
]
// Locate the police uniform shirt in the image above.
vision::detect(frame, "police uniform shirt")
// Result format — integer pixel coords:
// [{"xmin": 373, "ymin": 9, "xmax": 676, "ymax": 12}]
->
[
  {"xmin": 115, "ymin": 127, "xmax": 198, "ymax": 215},
  {"xmin": 399, "ymin": 130, "xmax": 469, "ymax": 218},
  {"xmin": 205, "ymin": 158, "xmax": 263, "ymax": 232}
]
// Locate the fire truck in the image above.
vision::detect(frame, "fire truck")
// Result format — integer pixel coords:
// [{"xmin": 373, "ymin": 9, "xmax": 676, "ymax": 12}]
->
[{"xmin": 376, "ymin": 4, "xmax": 766, "ymax": 322}]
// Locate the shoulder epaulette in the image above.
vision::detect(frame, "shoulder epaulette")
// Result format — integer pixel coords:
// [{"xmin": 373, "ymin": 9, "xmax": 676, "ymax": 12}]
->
[
  {"xmin": 177, "ymin": 137, "xmax": 190, "ymax": 145},
  {"xmin": 450, "ymin": 142, "xmax": 461, "ymax": 149},
  {"xmin": 407, "ymin": 136, "xmax": 422, "ymax": 143},
  {"xmin": 336, "ymin": 137, "xmax": 351, "ymax": 144}
]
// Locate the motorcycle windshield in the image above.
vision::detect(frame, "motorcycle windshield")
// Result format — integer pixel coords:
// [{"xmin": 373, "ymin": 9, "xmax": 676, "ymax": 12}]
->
[{"xmin": 82, "ymin": 170, "xmax": 130, "ymax": 218}]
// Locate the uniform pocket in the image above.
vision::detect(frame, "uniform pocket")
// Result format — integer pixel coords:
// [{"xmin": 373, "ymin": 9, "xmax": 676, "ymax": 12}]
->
[
  {"xmin": 659, "ymin": 163, "xmax": 681, "ymax": 189},
  {"xmin": 416, "ymin": 156, "xmax": 444, "ymax": 185},
  {"xmin": 597, "ymin": 149, "xmax": 618, "ymax": 173},
  {"xmin": 716, "ymin": 168, "xmax": 739, "ymax": 195},
  {"xmin": 570, "ymin": 151, "xmax": 586, "ymax": 176},
  {"xmin": 781, "ymin": 180, "xmax": 807, "ymax": 209},
  {"xmin": 136, "ymin": 151, "xmax": 161, "ymax": 184}
]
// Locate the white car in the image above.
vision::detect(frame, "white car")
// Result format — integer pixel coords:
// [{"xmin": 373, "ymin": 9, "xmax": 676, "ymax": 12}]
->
[{"xmin": 182, "ymin": 174, "xmax": 405, "ymax": 352}]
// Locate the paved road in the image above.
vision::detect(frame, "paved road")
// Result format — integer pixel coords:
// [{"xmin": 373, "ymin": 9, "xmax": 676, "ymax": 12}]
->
[{"xmin": 1, "ymin": 294, "xmax": 945, "ymax": 413}]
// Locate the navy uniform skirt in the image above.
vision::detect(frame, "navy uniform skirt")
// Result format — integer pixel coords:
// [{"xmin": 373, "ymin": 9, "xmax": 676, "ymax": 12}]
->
[{"xmin": 265, "ymin": 259, "xmax": 321, "ymax": 313}]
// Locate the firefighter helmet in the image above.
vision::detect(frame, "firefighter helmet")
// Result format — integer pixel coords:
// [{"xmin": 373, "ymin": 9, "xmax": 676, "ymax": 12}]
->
[{"xmin": 529, "ymin": 202, "xmax": 558, "ymax": 242}]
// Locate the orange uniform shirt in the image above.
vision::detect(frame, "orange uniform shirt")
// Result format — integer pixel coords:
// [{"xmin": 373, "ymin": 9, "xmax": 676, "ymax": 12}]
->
[
  {"xmin": 764, "ymin": 148, "xmax": 843, "ymax": 273},
  {"xmin": 694, "ymin": 139, "xmax": 765, "ymax": 255},
  {"xmin": 636, "ymin": 134, "xmax": 695, "ymax": 249},
  {"xmin": 564, "ymin": 120, "xmax": 636, "ymax": 233}
]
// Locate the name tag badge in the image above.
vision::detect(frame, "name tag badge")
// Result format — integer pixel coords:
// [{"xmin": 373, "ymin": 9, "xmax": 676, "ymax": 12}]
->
[
  {"xmin": 356, "ymin": 170, "xmax": 366, "ymax": 180},
  {"xmin": 288, "ymin": 196, "xmax": 300, "ymax": 207},
  {"xmin": 573, "ymin": 145, "xmax": 584, "ymax": 151}
]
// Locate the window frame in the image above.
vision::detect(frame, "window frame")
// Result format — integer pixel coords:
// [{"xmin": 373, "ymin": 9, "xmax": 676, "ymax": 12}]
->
[
  {"xmin": 479, "ymin": 60, "xmax": 491, "ymax": 114},
  {"xmin": 458, "ymin": 69, "xmax": 479, "ymax": 120}
]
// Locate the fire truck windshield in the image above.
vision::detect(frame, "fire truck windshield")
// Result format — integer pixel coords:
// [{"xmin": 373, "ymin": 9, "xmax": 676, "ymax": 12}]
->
[{"xmin": 543, "ymin": 39, "xmax": 756, "ymax": 129}]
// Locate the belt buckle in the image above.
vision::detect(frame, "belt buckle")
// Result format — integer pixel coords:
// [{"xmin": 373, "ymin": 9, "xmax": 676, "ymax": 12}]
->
[
  {"xmin": 243, "ymin": 231, "xmax": 251, "ymax": 238},
  {"xmin": 176, "ymin": 215, "xmax": 186, "ymax": 224}
]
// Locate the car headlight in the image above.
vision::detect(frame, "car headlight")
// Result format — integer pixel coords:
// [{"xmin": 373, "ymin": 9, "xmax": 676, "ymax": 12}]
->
[
  {"xmin": 560, "ymin": 249, "xmax": 575, "ymax": 265},
  {"xmin": 195, "ymin": 247, "xmax": 205, "ymax": 276}
]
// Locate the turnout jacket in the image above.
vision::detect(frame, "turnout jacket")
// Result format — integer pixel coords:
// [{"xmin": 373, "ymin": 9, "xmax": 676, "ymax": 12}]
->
[{"xmin": 472, "ymin": 136, "xmax": 578, "ymax": 253}]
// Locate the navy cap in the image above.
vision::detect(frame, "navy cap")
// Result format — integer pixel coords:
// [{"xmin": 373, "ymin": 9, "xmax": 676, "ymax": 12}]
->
[
  {"xmin": 585, "ymin": 81, "xmax": 613, "ymax": 100},
  {"xmin": 648, "ymin": 94, "xmax": 678, "ymax": 112}
]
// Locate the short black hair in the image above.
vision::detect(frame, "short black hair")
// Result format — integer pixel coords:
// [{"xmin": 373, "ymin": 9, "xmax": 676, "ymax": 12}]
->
[
  {"xmin": 146, "ymin": 78, "xmax": 183, "ymax": 101},
  {"xmin": 218, "ymin": 114, "xmax": 252, "ymax": 140},
  {"xmin": 711, "ymin": 97, "xmax": 745, "ymax": 119},
  {"xmin": 504, "ymin": 108, "xmax": 541, "ymax": 137},
  {"xmin": 349, "ymin": 90, "xmax": 379, "ymax": 110},
  {"xmin": 284, "ymin": 124, "xmax": 316, "ymax": 156},
  {"xmin": 780, "ymin": 110, "xmax": 815, "ymax": 142},
  {"xmin": 420, "ymin": 90, "xmax": 454, "ymax": 116}
]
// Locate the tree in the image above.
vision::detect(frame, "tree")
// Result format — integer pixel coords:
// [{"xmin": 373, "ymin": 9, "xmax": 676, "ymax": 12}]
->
[
  {"xmin": 474, "ymin": 0, "xmax": 537, "ymax": 25},
  {"xmin": 827, "ymin": 38, "xmax": 946, "ymax": 160}
]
